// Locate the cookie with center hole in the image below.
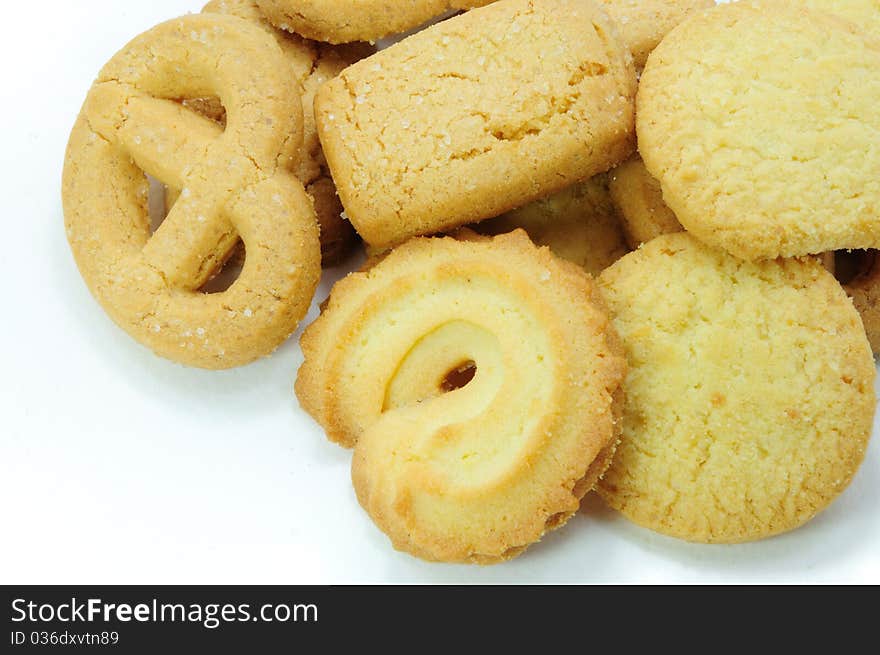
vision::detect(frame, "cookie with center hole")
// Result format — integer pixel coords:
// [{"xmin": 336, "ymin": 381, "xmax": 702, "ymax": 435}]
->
[{"xmin": 296, "ymin": 230, "xmax": 627, "ymax": 563}]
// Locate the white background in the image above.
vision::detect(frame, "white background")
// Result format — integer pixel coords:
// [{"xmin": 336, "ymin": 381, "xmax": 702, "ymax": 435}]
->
[{"xmin": 1, "ymin": 0, "xmax": 878, "ymax": 584}]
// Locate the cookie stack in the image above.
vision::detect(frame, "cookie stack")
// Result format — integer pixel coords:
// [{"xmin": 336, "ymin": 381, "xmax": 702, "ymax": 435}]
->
[{"xmin": 63, "ymin": 0, "xmax": 879, "ymax": 563}]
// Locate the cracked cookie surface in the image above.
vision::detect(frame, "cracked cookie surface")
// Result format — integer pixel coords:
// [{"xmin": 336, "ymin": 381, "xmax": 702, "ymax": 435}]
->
[
  {"xmin": 597, "ymin": 233, "xmax": 875, "ymax": 543},
  {"xmin": 637, "ymin": 0, "xmax": 880, "ymax": 260},
  {"xmin": 315, "ymin": 0, "xmax": 637, "ymax": 250},
  {"xmin": 179, "ymin": 0, "xmax": 368, "ymax": 266}
]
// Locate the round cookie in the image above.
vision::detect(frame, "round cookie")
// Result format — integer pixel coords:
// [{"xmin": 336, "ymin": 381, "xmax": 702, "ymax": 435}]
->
[
  {"xmin": 600, "ymin": 0, "xmax": 714, "ymax": 69},
  {"xmin": 255, "ymin": 0, "xmax": 494, "ymax": 44},
  {"xmin": 637, "ymin": 1, "xmax": 880, "ymax": 260},
  {"xmin": 62, "ymin": 14, "xmax": 321, "ymax": 368},
  {"xmin": 597, "ymin": 233, "xmax": 875, "ymax": 543},
  {"xmin": 474, "ymin": 175, "xmax": 630, "ymax": 276},
  {"xmin": 608, "ymin": 155, "xmax": 682, "ymax": 249},
  {"xmin": 296, "ymin": 230, "xmax": 627, "ymax": 563}
]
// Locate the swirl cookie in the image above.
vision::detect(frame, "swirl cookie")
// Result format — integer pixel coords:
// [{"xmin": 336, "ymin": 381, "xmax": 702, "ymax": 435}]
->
[
  {"xmin": 255, "ymin": 0, "xmax": 494, "ymax": 44},
  {"xmin": 296, "ymin": 231, "xmax": 627, "ymax": 563},
  {"xmin": 608, "ymin": 156, "xmax": 682, "ymax": 249},
  {"xmin": 475, "ymin": 175, "xmax": 630, "ymax": 275},
  {"xmin": 601, "ymin": 0, "xmax": 714, "ymax": 69},
  {"xmin": 597, "ymin": 233, "xmax": 875, "ymax": 543},
  {"xmin": 316, "ymin": 0, "xmax": 637, "ymax": 250},
  {"xmin": 637, "ymin": 1, "xmax": 880, "ymax": 260},
  {"xmin": 166, "ymin": 0, "xmax": 369, "ymax": 266},
  {"xmin": 62, "ymin": 14, "xmax": 321, "ymax": 368}
]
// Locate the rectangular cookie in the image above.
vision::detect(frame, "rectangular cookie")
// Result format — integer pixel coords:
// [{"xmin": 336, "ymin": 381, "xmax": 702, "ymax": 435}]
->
[{"xmin": 315, "ymin": 0, "xmax": 637, "ymax": 249}]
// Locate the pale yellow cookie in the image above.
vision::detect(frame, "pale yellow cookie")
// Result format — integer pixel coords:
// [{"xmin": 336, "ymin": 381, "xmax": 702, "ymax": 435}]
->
[
  {"xmin": 802, "ymin": 0, "xmax": 880, "ymax": 40},
  {"xmin": 475, "ymin": 175, "xmax": 630, "ymax": 275},
  {"xmin": 296, "ymin": 231, "xmax": 627, "ymax": 563},
  {"xmin": 316, "ymin": 0, "xmax": 637, "ymax": 250},
  {"xmin": 255, "ymin": 0, "xmax": 494, "ymax": 44},
  {"xmin": 597, "ymin": 233, "xmax": 875, "ymax": 543},
  {"xmin": 601, "ymin": 0, "xmax": 714, "ymax": 68},
  {"xmin": 637, "ymin": 1, "xmax": 880, "ymax": 260},
  {"xmin": 608, "ymin": 155, "xmax": 682, "ymax": 248},
  {"xmin": 62, "ymin": 15, "xmax": 321, "ymax": 368}
]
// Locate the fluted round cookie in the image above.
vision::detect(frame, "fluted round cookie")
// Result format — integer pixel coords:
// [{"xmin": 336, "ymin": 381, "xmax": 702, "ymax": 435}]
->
[
  {"xmin": 600, "ymin": 0, "xmax": 714, "ymax": 69},
  {"xmin": 608, "ymin": 156, "xmax": 682, "ymax": 249},
  {"xmin": 597, "ymin": 233, "xmax": 875, "ymax": 543},
  {"xmin": 255, "ymin": 0, "xmax": 493, "ymax": 44},
  {"xmin": 296, "ymin": 231, "xmax": 627, "ymax": 563},
  {"xmin": 475, "ymin": 175, "xmax": 630, "ymax": 275},
  {"xmin": 637, "ymin": 1, "xmax": 880, "ymax": 260}
]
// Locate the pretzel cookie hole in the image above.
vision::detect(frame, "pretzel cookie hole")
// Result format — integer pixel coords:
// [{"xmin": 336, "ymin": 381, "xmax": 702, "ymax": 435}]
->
[
  {"xmin": 199, "ymin": 241, "xmax": 246, "ymax": 294},
  {"xmin": 147, "ymin": 175, "xmax": 171, "ymax": 233},
  {"xmin": 440, "ymin": 360, "xmax": 477, "ymax": 393},
  {"xmin": 179, "ymin": 96, "xmax": 228, "ymax": 129}
]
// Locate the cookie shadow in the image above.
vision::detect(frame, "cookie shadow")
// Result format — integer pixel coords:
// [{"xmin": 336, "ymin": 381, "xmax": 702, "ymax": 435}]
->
[
  {"xmin": 370, "ymin": 496, "xmax": 624, "ymax": 584},
  {"xmin": 579, "ymin": 455, "xmax": 880, "ymax": 582},
  {"xmin": 51, "ymin": 209, "xmax": 363, "ymax": 414}
]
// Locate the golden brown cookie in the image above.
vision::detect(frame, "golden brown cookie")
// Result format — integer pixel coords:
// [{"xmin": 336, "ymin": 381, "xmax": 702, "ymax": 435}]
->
[
  {"xmin": 608, "ymin": 155, "xmax": 682, "ymax": 248},
  {"xmin": 166, "ymin": 0, "xmax": 368, "ymax": 266},
  {"xmin": 601, "ymin": 0, "xmax": 714, "ymax": 69},
  {"xmin": 316, "ymin": 0, "xmax": 637, "ymax": 250},
  {"xmin": 637, "ymin": 1, "xmax": 880, "ymax": 260},
  {"xmin": 255, "ymin": 0, "xmax": 494, "ymax": 44},
  {"xmin": 296, "ymin": 231, "xmax": 627, "ymax": 563},
  {"xmin": 597, "ymin": 233, "xmax": 875, "ymax": 543},
  {"xmin": 475, "ymin": 175, "xmax": 630, "ymax": 275},
  {"xmin": 62, "ymin": 14, "xmax": 321, "ymax": 368}
]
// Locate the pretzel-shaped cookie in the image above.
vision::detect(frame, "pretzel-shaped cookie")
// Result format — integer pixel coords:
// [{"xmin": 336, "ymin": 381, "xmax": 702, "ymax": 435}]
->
[
  {"xmin": 63, "ymin": 15, "xmax": 321, "ymax": 369},
  {"xmin": 296, "ymin": 231, "xmax": 627, "ymax": 563},
  {"xmin": 164, "ymin": 0, "xmax": 370, "ymax": 266}
]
